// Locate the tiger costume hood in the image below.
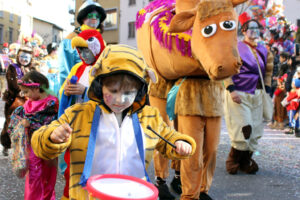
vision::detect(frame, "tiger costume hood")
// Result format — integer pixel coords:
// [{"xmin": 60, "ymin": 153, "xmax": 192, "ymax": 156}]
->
[{"xmin": 88, "ymin": 44, "xmax": 157, "ymax": 113}]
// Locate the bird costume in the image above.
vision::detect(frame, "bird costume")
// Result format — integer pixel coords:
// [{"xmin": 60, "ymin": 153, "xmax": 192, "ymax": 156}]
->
[{"xmin": 57, "ymin": 0, "xmax": 106, "ymax": 85}]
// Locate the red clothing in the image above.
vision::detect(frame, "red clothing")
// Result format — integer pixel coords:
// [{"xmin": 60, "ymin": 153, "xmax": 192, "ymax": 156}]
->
[
  {"xmin": 286, "ymin": 91, "xmax": 300, "ymax": 111},
  {"xmin": 274, "ymin": 74, "xmax": 288, "ymax": 96},
  {"xmin": 274, "ymin": 88, "xmax": 284, "ymax": 96}
]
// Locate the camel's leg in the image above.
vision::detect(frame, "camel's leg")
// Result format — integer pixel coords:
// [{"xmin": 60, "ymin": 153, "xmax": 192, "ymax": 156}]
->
[
  {"xmin": 178, "ymin": 115, "xmax": 221, "ymax": 200},
  {"xmin": 150, "ymin": 96, "xmax": 174, "ymax": 179},
  {"xmin": 200, "ymin": 116, "xmax": 221, "ymax": 194}
]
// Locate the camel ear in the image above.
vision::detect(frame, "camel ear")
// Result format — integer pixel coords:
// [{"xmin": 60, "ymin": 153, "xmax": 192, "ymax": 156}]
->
[
  {"xmin": 231, "ymin": 0, "xmax": 248, "ymax": 7},
  {"xmin": 168, "ymin": 10, "xmax": 196, "ymax": 33}
]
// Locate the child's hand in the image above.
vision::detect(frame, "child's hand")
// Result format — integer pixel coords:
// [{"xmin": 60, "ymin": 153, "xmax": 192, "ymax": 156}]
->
[
  {"xmin": 174, "ymin": 140, "xmax": 192, "ymax": 156},
  {"xmin": 50, "ymin": 123, "xmax": 72, "ymax": 144},
  {"xmin": 230, "ymin": 91, "xmax": 242, "ymax": 104},
  {"xmin": 22, "ymin": 119, "xmax": 30, "ymax": 127},
  {"xmin": 64, "ymin": 80, "xmax": 85, "ymax": 96}
]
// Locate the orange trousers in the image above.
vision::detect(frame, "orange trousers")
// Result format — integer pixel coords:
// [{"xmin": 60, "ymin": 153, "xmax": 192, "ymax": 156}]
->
[{"xmin": 150, "ymin": 96, "xmax": 221, "ymax": 200}]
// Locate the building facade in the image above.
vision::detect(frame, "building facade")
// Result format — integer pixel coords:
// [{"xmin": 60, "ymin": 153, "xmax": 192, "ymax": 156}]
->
[
  {"xmin": 119, "ymin": 0, "xmax": 154, "ymax": 47},
  {"xmin": 0, "ymin": 0, "xmax": 33, "ymax": 49},
  {"xmin": 33, "ymin": 17, "xmax": 63, "ymax": 46}
]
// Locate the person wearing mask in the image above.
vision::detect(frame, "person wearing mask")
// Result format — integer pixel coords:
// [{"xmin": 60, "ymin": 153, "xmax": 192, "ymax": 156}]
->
[
  {"xmin": 1, "ymin": 46, "xmax": 36, "ymax": 156},
  {"xmin": 223, "ymin": 12, "xmax": 273, "ymax": 175},
  {"xmin": 57, "ymin": 0, "xmax": 106, "ymax": 86}
]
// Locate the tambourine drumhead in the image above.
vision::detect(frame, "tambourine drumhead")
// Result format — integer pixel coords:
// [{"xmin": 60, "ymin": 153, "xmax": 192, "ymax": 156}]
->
[{"xmin": 87, "ymin": 174, "xmax": 158, "ymax": 200}]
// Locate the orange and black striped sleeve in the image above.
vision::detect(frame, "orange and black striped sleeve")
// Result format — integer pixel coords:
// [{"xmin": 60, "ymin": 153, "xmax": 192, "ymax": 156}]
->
[{"xmin": 31, "ymin": 108, "xmax": 73, "ymax": 160}]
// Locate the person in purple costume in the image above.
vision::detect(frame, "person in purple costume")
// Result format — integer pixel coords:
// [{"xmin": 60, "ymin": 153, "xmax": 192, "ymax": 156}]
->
[
  {"xmin": 1, "ymin": 46, "xmax": 35, "ymax": 156},
  {"xmin": 223, "ymin": 12, "xmax": 273, "ymax": 175}
]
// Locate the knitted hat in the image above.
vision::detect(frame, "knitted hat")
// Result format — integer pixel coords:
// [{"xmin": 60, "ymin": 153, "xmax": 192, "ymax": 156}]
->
[
  {"xmin": 77, "ymin": 0, "xmax": 107, "ymax": 25},
  {"xmin": 3, "ymin": 43, "xmax": 8, "ymax": 48}
]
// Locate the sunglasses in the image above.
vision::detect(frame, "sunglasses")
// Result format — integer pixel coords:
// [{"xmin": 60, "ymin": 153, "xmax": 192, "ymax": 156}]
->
[
  {"xmin": 248, "ymin": 27, "xmax": 260, "ymax": 30},
  {"xmin": 87, "ymin": 13, "xmax": 100, "ymax": 19}
]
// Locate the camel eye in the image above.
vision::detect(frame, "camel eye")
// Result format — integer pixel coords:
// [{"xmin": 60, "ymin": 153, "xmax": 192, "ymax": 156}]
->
[
  {"xmin": 220, "ymin": 20, "xmax": 236, "ymax": 31},
  {"xmin": 201, "ymin": 24, "xmax": 217, "ymax": 37}
]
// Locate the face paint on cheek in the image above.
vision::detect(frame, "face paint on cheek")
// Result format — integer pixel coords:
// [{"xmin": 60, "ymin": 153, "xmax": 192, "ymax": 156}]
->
[
  {"xmin": 103, "ymin": 93, "xmax": 113, "ymax": 105},
  {"xmin": 121, "ymin": 93, "xmax": 136, "ymax": 104}
]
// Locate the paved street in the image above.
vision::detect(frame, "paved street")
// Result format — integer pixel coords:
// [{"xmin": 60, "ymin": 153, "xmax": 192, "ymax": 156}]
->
[{"xmin": 0, "ymin": 99, "xmax": 299, "ymax": 200}]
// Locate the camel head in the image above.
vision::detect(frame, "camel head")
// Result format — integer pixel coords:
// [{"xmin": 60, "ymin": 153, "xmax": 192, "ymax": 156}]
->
[{"xmin": 169, "ymin": 0, "xmax": 247, "ymax": 80}]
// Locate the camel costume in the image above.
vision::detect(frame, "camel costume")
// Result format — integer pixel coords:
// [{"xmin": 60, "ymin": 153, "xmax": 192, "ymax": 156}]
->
[
  {"xmin": 31, "ymin": 45, "xmax": 196, "ymax": 200},
  {"xmin": 136, "ymin": 0, "xmax": 246, "ymax": 199}
]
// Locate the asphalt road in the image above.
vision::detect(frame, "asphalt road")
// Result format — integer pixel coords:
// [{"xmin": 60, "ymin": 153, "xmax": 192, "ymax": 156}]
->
[{"xmin": 0, "ymin": 99, "xmax": 299, "ymax": 200}]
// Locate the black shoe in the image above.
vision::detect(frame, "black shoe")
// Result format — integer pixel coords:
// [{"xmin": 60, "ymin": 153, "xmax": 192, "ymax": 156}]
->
[
  {"xmin": 284, "ymin": 127, "xmax": 294, "ymax": 135},
  {"xmin": 200, "ymin": 192, "xmax": 213, "ymax": 200},
  {"xmin": 2, "ymin": 148, "xmax": 8, "ymax": 156},
  {"xmin": 155, "ymin": 182, "xmax": 175, "ymax": 200},
  {"xmin": 170, "ymin": 176, "xmax": 182, "ymax": 194},
  {"xmin": 295, "ymin": 129, "xmax": 300, "ymax": 138}
]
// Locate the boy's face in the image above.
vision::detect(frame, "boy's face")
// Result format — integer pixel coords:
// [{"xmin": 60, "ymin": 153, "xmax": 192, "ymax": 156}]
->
[
  {"xmin": 21, "ymin": 87, "xmax": 40, "ymax": 101},
  {"xmin": 102, "ymin": 82, "xmax": 138, "ymax": 114},
  {"xmin": 279, "ymin": 56, "xmax": 286, "ymax": 63}
]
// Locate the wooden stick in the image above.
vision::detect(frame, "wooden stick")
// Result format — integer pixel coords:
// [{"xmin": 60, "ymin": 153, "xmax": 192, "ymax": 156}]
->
[{"xmin": 146, "ymin": 125, "xmax": 176, "ymax": 149}]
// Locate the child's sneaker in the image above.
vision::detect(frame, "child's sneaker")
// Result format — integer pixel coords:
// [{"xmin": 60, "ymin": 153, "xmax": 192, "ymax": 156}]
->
[
  {"xmin": 170, "ymin": 175, "xmax": 182, "ymax": 194},
  {"xmin": 284, "ymin": 127, "xmax": 294, "ymax": 134}
]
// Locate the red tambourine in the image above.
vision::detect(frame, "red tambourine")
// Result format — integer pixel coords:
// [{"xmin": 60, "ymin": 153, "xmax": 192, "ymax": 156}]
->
[{"xmin": 86, "ymin": 174, "xmax": 158, "ymax": 200}]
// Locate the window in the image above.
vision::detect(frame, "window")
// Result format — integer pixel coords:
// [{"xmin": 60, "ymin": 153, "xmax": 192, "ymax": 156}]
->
[
  {"xmin": 129, "ymin": 0, "xmax": 136, "ymax": 6},
  {"xmin": 18, "ymin": 16, "xmax": 21, "ymax": 25},
  {"xmin": 103, "ymin": 8, "xmax": 118, "ymax": 30},
  {"xmin": 9, "ymin": 13, "xmax": 13, "ymax": 22},
  {"xmin": 128, "ymin": 22, "xmax": 135, "ymax": 39},
  {"xmin": 0, "ymin": 25, "xmax": 3, "ymax": 43},
  {"xmin": 297, "ymin": 19, "xmax": 300, "ymax": 28},
  {"xmin": 9, "ymin": 27, "xmax": 13, "ymax": 43},
  {"xmin": 0, "ymin": 11, "xmax": 3, "ymax": 18}
]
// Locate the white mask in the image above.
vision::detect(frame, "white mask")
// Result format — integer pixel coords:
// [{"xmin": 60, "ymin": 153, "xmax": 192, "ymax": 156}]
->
[
  {"xmin": 245, "ymin": 21, "xmax": 260, "ymax": 40},
  {"xmin": 78, "ymin": 47, "xmax": 95, "ymax": 65},
  {"xmin": 18, "ymin": 52, "xmax": 32, "ymax": 66}
]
